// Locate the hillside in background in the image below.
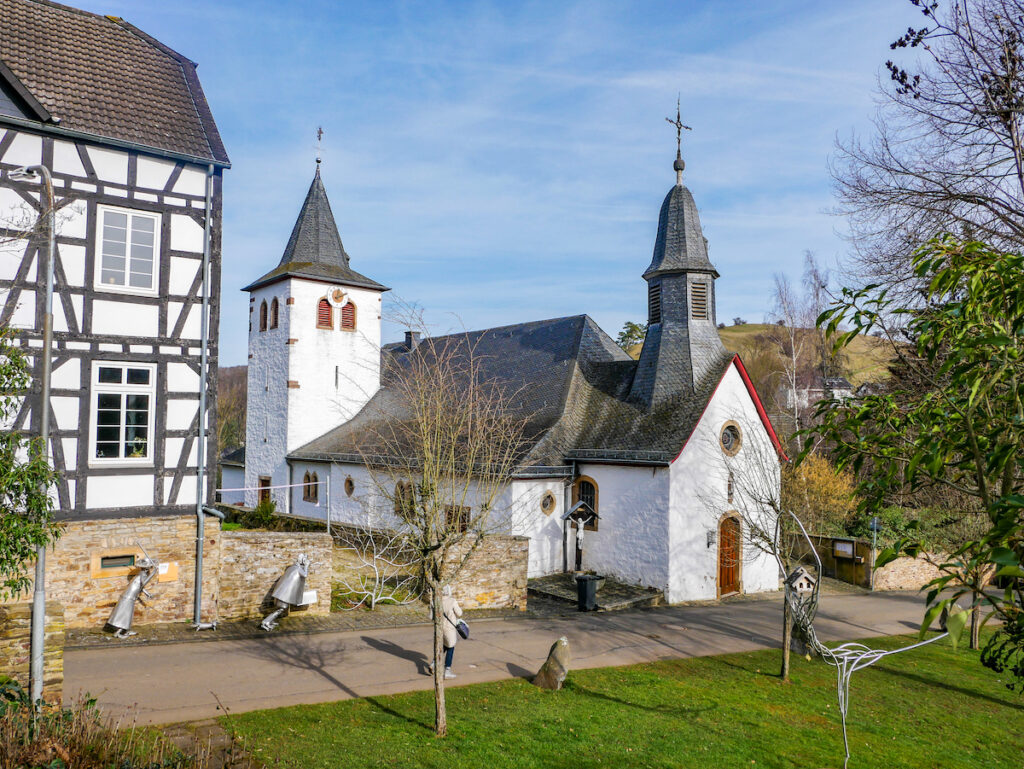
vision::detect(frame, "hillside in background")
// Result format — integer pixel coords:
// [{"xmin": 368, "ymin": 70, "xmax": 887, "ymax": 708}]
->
[{"xmin": 627, "ymin": 323, "xmax": 894, "ymax": 387}]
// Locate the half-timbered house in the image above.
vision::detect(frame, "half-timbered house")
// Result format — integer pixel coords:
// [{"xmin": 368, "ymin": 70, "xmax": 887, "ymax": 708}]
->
[{"xmin": 0, "ymin": 0, "xmax": 229, "ymax": 626}]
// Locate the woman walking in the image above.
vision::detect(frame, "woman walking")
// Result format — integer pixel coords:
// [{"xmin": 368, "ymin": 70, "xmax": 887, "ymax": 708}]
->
[{"xmin": 427, "ymin": 585, "xmax": 463, "ymax": 679}]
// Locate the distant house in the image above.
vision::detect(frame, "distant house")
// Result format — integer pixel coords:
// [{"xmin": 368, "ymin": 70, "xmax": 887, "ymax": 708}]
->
[
  {"xmin": 0, "ymin": 0, "xmax": 228, "ymax": 625},
  {"xmin": 783, "ymin": 375, "xmax": 854, "ymax": 412},
  {"xmin": 230, "ymin": 149, "xmax": 786, "ymax": 604}
]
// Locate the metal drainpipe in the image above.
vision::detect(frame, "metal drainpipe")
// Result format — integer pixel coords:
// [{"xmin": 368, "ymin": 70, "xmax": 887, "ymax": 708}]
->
[
  {"xmin": 193, "ymin": 164, "xmax": 214, "ymax": 626},
  {"xmin": 26, "ymin": 165, "xmax": 54, "ymax": 704}
]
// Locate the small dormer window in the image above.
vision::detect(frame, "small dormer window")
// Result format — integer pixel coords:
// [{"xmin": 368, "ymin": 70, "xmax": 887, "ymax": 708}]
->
[
  {"xmin": 691, "ymin": 282, "xmax": 708, "ymax": 320},
  {"xmin": 648, "ymin": 283, "xmax": 662, "ymax": 325}
]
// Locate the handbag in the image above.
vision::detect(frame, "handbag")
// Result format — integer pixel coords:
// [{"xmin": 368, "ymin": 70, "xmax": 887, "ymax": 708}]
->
[{"xmin": 447, "ymin": 613, "xmax": 470, "ymax": 640}]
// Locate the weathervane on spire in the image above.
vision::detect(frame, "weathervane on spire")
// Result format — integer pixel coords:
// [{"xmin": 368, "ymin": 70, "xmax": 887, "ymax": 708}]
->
[
  {"xmin": 665, "ymin": 95, "xmax": 691, "ymax": 184},
  {"xmin": 316, "ymin": 126, "xmax": 324, "ymax": 172}
]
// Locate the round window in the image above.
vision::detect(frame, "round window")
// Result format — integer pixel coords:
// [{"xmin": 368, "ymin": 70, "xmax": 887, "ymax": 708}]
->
[
  {"xmin": 540, "ymin": 491, "xmax": 557, "ymax": 515},
  {"xmin": 720, "ymin": 423, "xmax": 742, "ymax": 456},
  {"xmin": 344, "ymin": 476, "xmax": 355, "ymax": 497}
]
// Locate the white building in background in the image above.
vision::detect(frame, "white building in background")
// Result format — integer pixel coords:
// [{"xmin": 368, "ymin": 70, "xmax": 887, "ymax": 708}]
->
[
  {"xmin": 0, "ymin": 0, "xmax": 227, "ymax": 606},
  {"xmin": 233, "ymin": 148, "xmax": 784, "ymax": 603}
]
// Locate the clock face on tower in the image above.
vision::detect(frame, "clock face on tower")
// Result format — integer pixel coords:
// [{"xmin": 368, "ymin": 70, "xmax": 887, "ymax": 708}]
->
[{"xmin": 327, "ymin": 287, "xmax": 349, "ymax": 307}]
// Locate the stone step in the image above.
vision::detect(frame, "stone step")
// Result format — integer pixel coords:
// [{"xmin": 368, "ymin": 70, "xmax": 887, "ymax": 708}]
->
[{"xmin": 528, "ymin": 574, "xmax": 664, "ymax": 612}]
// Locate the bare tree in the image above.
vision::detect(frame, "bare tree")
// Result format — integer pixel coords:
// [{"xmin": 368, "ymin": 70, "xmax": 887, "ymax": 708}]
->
[
  {"xmin": 833, "ymin": 0, "xmax": 1024, "ymax": 293},
  {"xmin": 332, "ymin": 522, "xmax": 421, "ymax": 610},
  {"xmin": 354, "ymin": 316, "xmax": 532, "ymax": 737}
]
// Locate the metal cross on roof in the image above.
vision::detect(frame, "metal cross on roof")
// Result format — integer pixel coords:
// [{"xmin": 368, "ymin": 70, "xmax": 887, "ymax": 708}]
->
[{"xmin": 665, "ymin": 96, "xmax": 691, "ymax": 160}]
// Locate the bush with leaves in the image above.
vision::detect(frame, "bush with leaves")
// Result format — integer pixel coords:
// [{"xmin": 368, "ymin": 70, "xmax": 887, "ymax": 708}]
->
[
  {"xmin": 810, "ymin": 236, "xmax": 1023, "ymax": 660},
  {"xmin": 0, "ymin": 329, "xmax": 59, "ymax": 601}
]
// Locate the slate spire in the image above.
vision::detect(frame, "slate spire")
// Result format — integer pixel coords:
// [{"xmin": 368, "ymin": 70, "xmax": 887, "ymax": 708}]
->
[
  {"xmin": 277, "ymin": 165, "xmax": 351, "ymax": 269},
  {"xmin": 629, "ymin": 148, "xmax": 728, "ymax": 406}
]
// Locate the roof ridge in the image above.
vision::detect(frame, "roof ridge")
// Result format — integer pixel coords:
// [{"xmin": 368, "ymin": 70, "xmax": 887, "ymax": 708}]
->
[{"xmin": 402, "ymin": 314, "xmax": 589, "ymax": 345}]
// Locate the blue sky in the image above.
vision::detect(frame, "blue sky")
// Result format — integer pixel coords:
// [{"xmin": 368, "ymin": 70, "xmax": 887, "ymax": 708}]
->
[{"xmin": 74, "ymin": 0, "xmax": 917, "ymax": 365}]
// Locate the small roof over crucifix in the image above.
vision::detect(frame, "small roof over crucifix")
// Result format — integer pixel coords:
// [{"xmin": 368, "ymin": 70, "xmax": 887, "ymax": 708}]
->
[{"xmin": 665, "ymin": 95, "xmax": 692, "ymax": 184}]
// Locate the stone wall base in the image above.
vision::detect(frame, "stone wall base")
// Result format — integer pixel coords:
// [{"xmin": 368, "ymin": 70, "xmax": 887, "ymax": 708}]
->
[{"xmin": 0, "ymin": 601, "xmax": 64, "ymax": 703}]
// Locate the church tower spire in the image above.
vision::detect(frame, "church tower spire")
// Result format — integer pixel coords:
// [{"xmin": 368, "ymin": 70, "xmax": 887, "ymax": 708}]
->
[{"xmin": 629, "ymin": 114, "xmax": 727, "ymax": 406}]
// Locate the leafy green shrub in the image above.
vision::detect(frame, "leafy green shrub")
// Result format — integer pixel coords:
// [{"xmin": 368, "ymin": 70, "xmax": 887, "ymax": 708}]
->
[{"xmin": 0, "ymin": 679, "xmax": 191, "ymax": 769}]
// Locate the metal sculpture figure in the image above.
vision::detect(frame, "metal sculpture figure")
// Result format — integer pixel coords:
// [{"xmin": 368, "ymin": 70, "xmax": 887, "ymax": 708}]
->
[
  {"xmin": 773, "ymin": 510, "xmax": 948, "ymax": 769},
  {"xmin": 260, "ymin": 553, "xmax": 310, "ymax": 631},
  {"xmin": 107, "ymin": 546, "xmax": 160, "ymax": 638}
]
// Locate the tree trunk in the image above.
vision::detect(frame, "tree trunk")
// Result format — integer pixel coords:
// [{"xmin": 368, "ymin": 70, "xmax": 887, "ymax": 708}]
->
[
  {"xmin": 970, "ymin": 603, "xmax": 981, "ymax": 651},
  {"xmin": 781, "ymin": 598, "xmax": 792, "ymax": 681},
  {"xmin": 431, "ymin": 585, "xmax": 447, "ymax": 737}
]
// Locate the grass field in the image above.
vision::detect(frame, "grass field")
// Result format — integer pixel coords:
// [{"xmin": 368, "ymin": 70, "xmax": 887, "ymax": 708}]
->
[{"xmin": 222, "ymin": 633, "xmax": 1023, "ymax": 769}]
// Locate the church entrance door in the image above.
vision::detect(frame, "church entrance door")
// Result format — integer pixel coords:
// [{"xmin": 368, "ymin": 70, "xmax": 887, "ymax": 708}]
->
[{"xmin": 718, "ymin": 516, "xmax": 740, "ymax": 596}]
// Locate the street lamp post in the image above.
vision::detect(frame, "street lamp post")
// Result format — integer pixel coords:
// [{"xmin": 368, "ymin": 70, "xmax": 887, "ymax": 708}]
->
[{"xmin": 10, "ymin": 164, "xmax": 55, "ymax": 704}]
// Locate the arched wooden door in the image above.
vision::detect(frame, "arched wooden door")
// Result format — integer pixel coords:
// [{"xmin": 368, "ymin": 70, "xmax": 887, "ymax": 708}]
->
[{"xmin": 718, "ymin": 516, "xmax": 741, "ymax": 596}]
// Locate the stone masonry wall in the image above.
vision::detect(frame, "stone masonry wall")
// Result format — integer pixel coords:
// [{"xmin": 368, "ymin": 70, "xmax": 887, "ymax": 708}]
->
[
  {"xmin": 0, "ymin": 601, "xmax": 64, "ymax": 702},
  {"xmin": 1, "ymin": 516, "xmax": 220, "ymax": 629},
  {"xmin": 448, "ymin": 536, "xmax": 529, "ymax": 611},
  {"xmin": 218, "ymin": 531, "xmax": 333, "ymax": 619},
  {"xmin": 873, "ymin": 555, "xmax": 947, "ymax": 591}
]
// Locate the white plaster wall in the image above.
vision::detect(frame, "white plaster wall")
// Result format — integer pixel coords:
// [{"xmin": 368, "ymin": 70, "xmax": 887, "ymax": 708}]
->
[
  {"xmin": 136, "ymin": 157, "xmax": 177, "ymax": 191},
  {"xmin": 668, "ymin": 362, "xmax": 781, "ymax": 603},
  {"xmin": 85, "ymin": 473, "xmax": 152, "ymax": 508},
  {"xmin": 91, "ymin": 300, "xmax": 159, "ymax": 337},
  {"xmin": 243, "ymin": 283, "xmax": 292, "ymax": 509},
  {"xmin": 572, "ymin": 463, "xmax": 672, "ymax": 590},
  {"xmin": 219, "ymin": 465, "xmax": 245, "ymax": 505},
  {"xmin": 286, "ymin": 280, "xmax": 383, "ymax": 453},
  {"xmin": 501, "ymin": 478, "xmax": 567, "ymax": 577},
  {"xmin": 86, "ymin": 147, "xmax": 129, "ymax": 185},
  {"xmin": 170, "ymin": 214, "xmax": 204, "ymax": 253}
]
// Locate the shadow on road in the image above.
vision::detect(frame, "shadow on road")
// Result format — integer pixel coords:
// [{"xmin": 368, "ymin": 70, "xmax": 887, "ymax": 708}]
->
[{"xmin": 361, "ymin": 636, "xmax": 430, "ymax": 676}]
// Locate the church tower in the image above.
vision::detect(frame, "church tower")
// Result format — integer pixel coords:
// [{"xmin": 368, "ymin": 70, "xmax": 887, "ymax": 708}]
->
[
  {"xmin": 241, "ymin": 163, "xmax": 388, "ymax": 508},
  {"xmin": 629, "ymin": 121, "xmax": 727, "ymax": 406}
]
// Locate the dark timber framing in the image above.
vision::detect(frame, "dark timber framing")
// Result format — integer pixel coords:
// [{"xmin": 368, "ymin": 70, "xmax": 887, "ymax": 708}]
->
[{"xmin": 0, "ymin": 124, "xmax": 224, "ymax": 521}]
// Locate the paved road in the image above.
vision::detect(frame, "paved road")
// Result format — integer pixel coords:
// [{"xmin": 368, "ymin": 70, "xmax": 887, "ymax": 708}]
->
[{"xmin": 64, "ymin": 591, "xmax": 927, "ymax": 725}]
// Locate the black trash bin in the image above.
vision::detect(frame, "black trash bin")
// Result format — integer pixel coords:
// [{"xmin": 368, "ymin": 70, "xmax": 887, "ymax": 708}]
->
[{"xmin": 575, "ymin": 574, "xmax": 599, "ymax": 612}]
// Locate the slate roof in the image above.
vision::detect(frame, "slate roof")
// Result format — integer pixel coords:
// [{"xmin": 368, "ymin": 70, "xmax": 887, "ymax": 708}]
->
[
  {"xmin": 0, "ymin": 0, "xmax": 228, "ymax": 164},
  {"xmin": 289, "ymin": 314, "xmax": 739, "ymax": 469},
  {"xmin": 644, "ymin": 182, "xmax": 718, "ymax": 279},
  {"xmin": 219, "ymin": 447, "xmax": 245, "ymax": 467},
  {"xmin": 243, "ymin": 168, "xmax": 388, "ymax": 292}
]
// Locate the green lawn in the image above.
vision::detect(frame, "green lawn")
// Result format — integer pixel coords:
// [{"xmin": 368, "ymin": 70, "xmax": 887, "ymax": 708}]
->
[{"xmin": 222, "ymin": 633, "xmax": 1023, "ymax": 769}]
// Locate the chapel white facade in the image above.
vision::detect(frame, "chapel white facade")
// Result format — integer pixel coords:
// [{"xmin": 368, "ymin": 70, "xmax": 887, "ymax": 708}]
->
[{"xmin": 231, "ymin": 151, "xmax": 783, "ymax": 604}]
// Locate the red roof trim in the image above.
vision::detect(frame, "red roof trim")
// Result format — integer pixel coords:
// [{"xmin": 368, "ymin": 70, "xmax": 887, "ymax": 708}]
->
[
  {"xmin": 733, "ymin": 354, "xmax": 788, "ymax": 460},
  {"xmin": 671, "ymin": 354, "xmax": 788, "ymax": 464}
]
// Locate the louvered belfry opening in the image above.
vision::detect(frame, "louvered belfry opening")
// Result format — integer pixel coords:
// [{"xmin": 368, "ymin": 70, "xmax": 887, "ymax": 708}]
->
[
  {"xmin": 259, "ymin": 300, "xmax": 268, "ymax": 331},
  {"xmin": 340, "ymin": 301, "xmax": 356, "ymax": 330},
  {"xmin": 317, "ymin": 298, "xmax": 333, "ymax": 329},
  {"xmin": 690, "ymin": 282, "xmax": 708, "ymax": 320},
  {"xmin": 269, "ymin": 298, "xmax": 279, "ymax": 329},
  {"xmin": 648, "ymin": 282, "xmax": 662, "ymax": 325}
]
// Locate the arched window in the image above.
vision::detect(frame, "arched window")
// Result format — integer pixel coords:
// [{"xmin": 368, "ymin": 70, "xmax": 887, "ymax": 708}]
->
[
  {"xmin": 317, "ymin": 298, "xmax": 333, "ymax": 329},
  {"xmin": 259, "ymin": 300, "xmax": 268, "ymax": 332},
  {"xmin": 309, "ymin": 472, "xmax": 319, "ymax": 504},
  {"xmin": 572, "ymin": 476, "xmax": 599, "ymax": 531},
  {"xmin": 302, "ymin": 472, "xmax": 311, "ymax": 501},
  {"xmin": 269, "ymin": 298, "xmax": 279, "ymax": 329},
  {"xmin": 340, "ymin": 301, "xmax": 356, "ymax": 331}
]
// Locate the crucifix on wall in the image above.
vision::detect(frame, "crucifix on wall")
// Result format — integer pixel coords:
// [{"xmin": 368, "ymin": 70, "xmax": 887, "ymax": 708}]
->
[{"xmin": 563, "ymin": 501, "xmax": 598, "ymax": 571}]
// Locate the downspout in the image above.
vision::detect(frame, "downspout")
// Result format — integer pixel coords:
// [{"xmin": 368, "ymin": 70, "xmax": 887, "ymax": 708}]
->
[{"xmin": 193, "ymin": 164, "xmax": 214, "ymax": 626}]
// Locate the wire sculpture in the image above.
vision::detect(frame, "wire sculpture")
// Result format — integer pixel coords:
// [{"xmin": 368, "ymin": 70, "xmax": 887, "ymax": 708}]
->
[{"xmin": 773, "ymin": 510, "xmax": 948, "ymax": 769}]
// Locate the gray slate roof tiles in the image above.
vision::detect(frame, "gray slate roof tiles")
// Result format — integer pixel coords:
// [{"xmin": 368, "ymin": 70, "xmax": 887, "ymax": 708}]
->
[
  {"xmin": 0, "ymin": 0, "xmax": 228, "ymax": 163},
  {"xmin": 289, "ymin": 314, "xmax": 738, "ymax": 469},
  {"xmin": 644, "ymin": 183, "xmax": 718, "ymax": 279},
  {"xmin": 244, "ymin": 169, "xmax": 387, "ymax": 292}
]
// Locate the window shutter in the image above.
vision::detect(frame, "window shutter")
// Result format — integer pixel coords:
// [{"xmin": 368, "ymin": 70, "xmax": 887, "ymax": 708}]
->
[
  {"xmin": 317, "ymin": 299, "xmax": 333, "ymax": 329},
  {"xmin": 691, "ymin": 283, "xmax": 708, "ymax": 320},
  {"xmin": 340, "ymin": 302, "xmax": 356, "ymax": 330},
  {"xmin": 648, "ymin": 283, "xmax": 662, "ymax": 325}
]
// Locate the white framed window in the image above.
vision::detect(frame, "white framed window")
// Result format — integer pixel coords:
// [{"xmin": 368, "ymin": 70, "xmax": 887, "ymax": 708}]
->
[
  {"xmin": 90, "ymin": 362, "xmax": 156, "ymax": 464},
  {"xmin": 95, "ymin": 205, "xmax": 160, "ymax": 294}
]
